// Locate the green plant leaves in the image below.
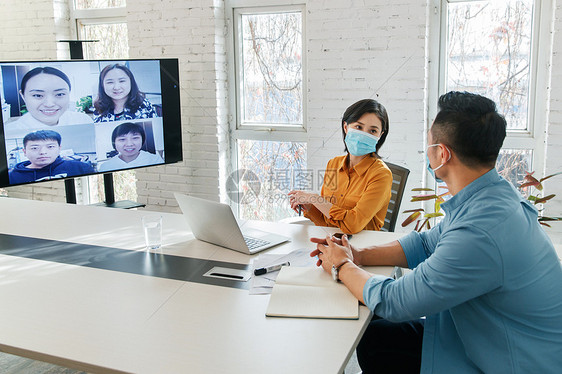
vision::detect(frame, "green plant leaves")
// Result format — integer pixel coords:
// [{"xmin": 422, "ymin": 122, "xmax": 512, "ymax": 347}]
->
[
  {"xmin": 402, "ymin": 211, "xmax": 421, "ymax": 227},
  {"xmin": 411, "ymin": 194, "xmax": 438, "ymax": 201}
]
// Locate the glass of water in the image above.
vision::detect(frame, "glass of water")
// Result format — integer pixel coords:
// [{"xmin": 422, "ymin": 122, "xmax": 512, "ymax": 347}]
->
[{"xmin": 142, "ymin": 214, "xmax": 162, "ymax": 250}]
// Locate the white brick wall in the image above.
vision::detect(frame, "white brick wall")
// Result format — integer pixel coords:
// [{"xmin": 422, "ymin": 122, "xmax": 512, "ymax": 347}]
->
[
  {"xmin": 0, "ymin": 0, "xmax": 72, "ymax": 202},
  {"xmin": 306, "ymin": 0, "xmax": 428, "ymax": 233},
  {"xmin": 0, "ymin": 0, "xmax": 560, "ymax": 242},
  {"xmin": 545, "ymin": 1, "xmax": 562, "ymax": 244},
  {"xmin": 128, "ymin": 0, "xmax": 227, "ymax": 212}
]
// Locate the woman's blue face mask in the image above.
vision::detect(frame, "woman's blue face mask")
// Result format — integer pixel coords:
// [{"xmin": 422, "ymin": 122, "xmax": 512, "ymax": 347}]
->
[{"xmin": 345, "ymin": 128, "xmax": 379, "ymax": 156}]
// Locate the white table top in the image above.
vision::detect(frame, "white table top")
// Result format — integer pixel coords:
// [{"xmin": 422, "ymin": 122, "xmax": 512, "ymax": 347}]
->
[{"xmin": 0, "ymin": 197, "xmax": 404, "ymax": 374}]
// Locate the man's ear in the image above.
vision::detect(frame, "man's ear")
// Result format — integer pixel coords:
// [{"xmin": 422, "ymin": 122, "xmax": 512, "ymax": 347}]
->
[{"xmin": 440, "ymin": 144, "xmax": 452, "ymax": 163}]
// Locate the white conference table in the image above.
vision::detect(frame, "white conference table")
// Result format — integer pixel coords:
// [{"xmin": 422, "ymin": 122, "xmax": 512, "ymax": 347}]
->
[{"xmin": 0, "ymin": 197, "xmax": 403, "ymax": 374}]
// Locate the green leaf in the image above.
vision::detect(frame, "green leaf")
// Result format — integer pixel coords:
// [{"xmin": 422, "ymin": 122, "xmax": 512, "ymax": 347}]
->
[
  {"xmin": 411, "ymin": 194, "xmax": 438, "ymax": 202},
  {"xmin": 521, "ymin": 173, "xmax": 543, "ymax": 190},
  {"xmin": 534, "ymin": 194, "xmax": 555, "ymax": 204},
  {"xmin": 403, "ymin": 208, "xmax": 424, "ymax": 213},
  {"xmin": 412, "ymin": 188, "xmax": 435, "ymax": 192},
  {"xmin": 401, "ymin": 211, "xmax": 421, "ymax": 227},
  {"xmin": 539, "ymin": 171, "xmax": 562, "ymax": 183},
  {"xmin": 435, "ymin": 196, "xmax": 445, "ymax": 212},
  {"xmin": 538, "ymin": 216, "xmax": 562, "ymax": 222},
  {"xmin": 520, "ymin": 181, "xmax": 541, "ymax": 189},
  {"xmin": 424, "ymin": 212, "xmax": 444, "ymax": 219}
]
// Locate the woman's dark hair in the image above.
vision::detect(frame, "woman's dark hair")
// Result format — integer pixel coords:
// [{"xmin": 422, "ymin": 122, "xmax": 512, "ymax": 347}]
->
[
  {"xmin": 341, "ymin": 99, "xmax": 389, "ymax": 156},
  {"xmin": 431, "ymin": 91, "xmax": 506, "ymax": 168},
  {"xmin": 111, "ymin": 122, "xmax": 146, "ymax": 150},
  {"xmin": 20, "ymin": 67, "xmax": 71, "ymax": 94},
  {"xmin": 94, "ymin": 64, "xmax": 145, "ymax": 117}
]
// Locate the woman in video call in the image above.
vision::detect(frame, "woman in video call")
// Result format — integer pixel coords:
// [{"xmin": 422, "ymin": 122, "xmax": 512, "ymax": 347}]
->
[
  {"xmin": 93, "ymin": 64, "xmax": 158, "ymax": 123},
  {"xmin": 11, "ymin": 67, "xmax": 93, "ymax": 130},
  {"xmin": 288, "ymin": 99, "xmax": 393, "ymax": 234},
  {"xmin": 99, "ymin": 122, "xmax": 163, "ymax": 172}
]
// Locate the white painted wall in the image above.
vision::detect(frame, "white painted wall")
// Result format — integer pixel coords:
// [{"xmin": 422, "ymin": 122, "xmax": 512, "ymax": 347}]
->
[{"xmin": 0, "ymin": 0, "xmax": 560, "ymax": 241}]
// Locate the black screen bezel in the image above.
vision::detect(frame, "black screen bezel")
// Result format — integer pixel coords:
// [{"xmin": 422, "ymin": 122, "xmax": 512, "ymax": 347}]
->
[{"xmin": 0, "ymin": 58, "xmax": 182, "ymax": 188}]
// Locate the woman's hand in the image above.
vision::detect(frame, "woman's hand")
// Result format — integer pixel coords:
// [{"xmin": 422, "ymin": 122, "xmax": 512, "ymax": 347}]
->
[
  {"xmin": 309, "ymin": 234, "xmax": 354, "ymax": 274},
  {"xmin": 287, "ymin": 190, "xmax": 317, "ymax": 214}
]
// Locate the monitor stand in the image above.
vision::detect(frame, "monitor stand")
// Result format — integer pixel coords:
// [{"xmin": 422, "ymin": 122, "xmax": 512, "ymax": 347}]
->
[{"xmin": 65, "ymin": 174, "xmax": 145, "ymax": 209}]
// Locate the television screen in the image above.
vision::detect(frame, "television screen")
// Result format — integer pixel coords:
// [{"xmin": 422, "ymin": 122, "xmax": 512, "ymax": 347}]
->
[{"xmin": 0, "ymin": 58, "xmax": 182, "ymax": 188}]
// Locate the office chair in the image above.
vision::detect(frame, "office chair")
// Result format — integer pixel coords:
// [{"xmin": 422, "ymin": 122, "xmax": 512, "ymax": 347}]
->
[{"xmin": 381, "ymin": 161, "xmax": 410, "ymax": 232}]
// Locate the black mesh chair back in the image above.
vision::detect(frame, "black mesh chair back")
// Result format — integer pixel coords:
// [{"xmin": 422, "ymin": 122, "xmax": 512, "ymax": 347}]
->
[{"xmin": 381, "ymin": 162, "xmax": 410, "ymax": 232}]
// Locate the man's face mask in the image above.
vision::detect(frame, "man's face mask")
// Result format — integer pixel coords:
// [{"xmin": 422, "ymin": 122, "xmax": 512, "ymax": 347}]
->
[
  {"xmin": 345, "ymin": 128, "xmax": 379, "ymax": 157},
  {"xmin": 426, "ymin": 144, "xmax": 451, "ymax": 183}
]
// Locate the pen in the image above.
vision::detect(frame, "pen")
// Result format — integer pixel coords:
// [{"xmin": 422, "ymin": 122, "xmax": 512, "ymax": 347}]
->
[
  {"xmin": 298, "ymin": 205, "xmax": 302, "ymax": 216},
  {"xmin": 254, "ymin": 261, "xmax": 290, "ymax": 276}
]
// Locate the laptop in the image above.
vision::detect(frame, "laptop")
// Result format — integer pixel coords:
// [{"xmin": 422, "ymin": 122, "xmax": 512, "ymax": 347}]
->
[{"xmin": 174, "ymin": 193, "xmax": 290, "ymax": 254}]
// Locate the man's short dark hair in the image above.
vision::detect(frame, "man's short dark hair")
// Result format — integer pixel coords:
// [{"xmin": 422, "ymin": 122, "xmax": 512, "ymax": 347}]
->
[
  {"xmin": 431, "ymin": 91, "xmax": 507, "ymax": 168},
  {"xmin": 111, "ymin": 122, "xmax": 146, "ymax": 150},
  {"xmin": 23, "ymin": 130, "xmax": 62, "ymax": 147}
]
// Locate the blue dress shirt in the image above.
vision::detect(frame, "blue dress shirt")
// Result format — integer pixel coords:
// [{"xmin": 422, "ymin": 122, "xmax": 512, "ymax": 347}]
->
[{"xmin": 363, "ymin": 168, "xmax": 562, "ymax": 373}]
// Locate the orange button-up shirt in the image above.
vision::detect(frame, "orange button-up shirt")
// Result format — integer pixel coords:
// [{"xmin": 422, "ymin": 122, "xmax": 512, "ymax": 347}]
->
[{"xmin": 304, "ymin": 155, "xmax": 392, "ymax": 234}]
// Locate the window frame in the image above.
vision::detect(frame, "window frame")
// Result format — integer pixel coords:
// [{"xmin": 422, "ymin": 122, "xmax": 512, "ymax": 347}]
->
[
  {"xmin": 226, "ymin": 0, "xmax": 307, "ymax": 143},
  {"xmin": 69, "ymin": 3, "xmax": 127, "ymax": 43},
  {"xmin": 225, "ymin": 0, "xmax": 307, "ymax": 219},
  {"xmin": 427, "ymin": 0, "xmax": 553, "ymax": 181}
]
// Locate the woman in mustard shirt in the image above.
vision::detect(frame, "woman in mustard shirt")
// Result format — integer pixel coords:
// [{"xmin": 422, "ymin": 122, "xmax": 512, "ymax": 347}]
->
[{"xmin": 288, "ymin": 99, "xmax": 392, "ymax": 234}]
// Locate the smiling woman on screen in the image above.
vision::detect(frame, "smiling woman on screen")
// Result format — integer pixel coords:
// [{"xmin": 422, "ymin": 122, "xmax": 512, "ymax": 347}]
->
[
  {"xmin": 288, "ymin": 99, "xmax": 393, "ymax": 234},
  {"xmin": 93, "ymin": 64, "xmax": 157, "ymax": 123},
  {"xmin": 10, "ymin": 67, "xmax": 93, "ymax": 131},
  {"xmin": 98, "ymin": 122, "xmax": 163, "ymax": 172}
]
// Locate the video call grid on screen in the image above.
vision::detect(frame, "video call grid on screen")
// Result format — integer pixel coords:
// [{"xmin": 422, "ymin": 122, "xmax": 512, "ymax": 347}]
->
[{"xmin": 0, "ymin": 59, "xmax": 182, "ymax": 188}]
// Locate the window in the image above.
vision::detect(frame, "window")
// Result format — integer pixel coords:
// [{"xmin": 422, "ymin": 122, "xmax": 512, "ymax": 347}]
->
[
  {"xmin": 227, "ymin": 2, "xmax": 307, "ymax": 221},
  {"xmin": 73, "ymin": 0, "xmax": 125, "ymax": 9},
  {"xmin": 236, "ymin": 139, "xmax": 306, "ymax": 221},
  {"xmin": 70, "ymin": 0, "xmax": 134, "ymax": 204},
  {"xmin": 431, "ymin": 0, "xmax": 551, "ymax": 187},
  {"xmin": 237, "ymin": 11, "xmax": 303, "ymax": 128}
]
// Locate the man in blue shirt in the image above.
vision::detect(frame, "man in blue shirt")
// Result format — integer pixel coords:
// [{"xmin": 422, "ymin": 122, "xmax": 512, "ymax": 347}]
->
[{"xmin": 311, "ymin": 91, "xmax": 562, "ymax": 373}]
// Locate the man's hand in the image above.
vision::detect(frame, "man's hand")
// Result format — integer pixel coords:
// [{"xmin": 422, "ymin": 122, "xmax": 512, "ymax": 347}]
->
[{"xmin": 310, "ymin": 234, "xmax": 354, "ymax": 274}]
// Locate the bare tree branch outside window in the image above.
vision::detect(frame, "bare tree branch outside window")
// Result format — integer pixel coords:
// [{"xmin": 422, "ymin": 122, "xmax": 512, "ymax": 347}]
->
[
  {"xmin": 74, "ymin": 0, "xmax": 125, "ymax": 9},
  {"xmin": 447, "ymin": 0, "xmax": 533, "ymax": 131},
  {"xmin": 241, "ymin": 12, "xmax": 303, "ymax": 125},
  {"xmin": 235, "ymin": 10, "xmax": 306, "ymax": 221},
  {"xmin": 446, "ymin": 0, "xmax": 534, "ymax": 188},
  {"xmin": 237, "ymin": 140, "xmax": 306, "ymax": 221}
]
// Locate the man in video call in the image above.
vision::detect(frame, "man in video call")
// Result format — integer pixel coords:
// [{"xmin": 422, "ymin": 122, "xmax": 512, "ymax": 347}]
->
[{"xmin": 9, "ymin": 130, "xmax": 94, "ymax": 184}]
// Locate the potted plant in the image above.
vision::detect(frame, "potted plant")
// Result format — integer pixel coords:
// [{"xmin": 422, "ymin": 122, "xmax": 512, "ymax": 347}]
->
[
  {"xmin": 402, "ymin": 172, "xmax": 561, "ymax": 231},
  {"xmin": 76, "ymin": 95, "xmax": 94, "ymax": 113}
]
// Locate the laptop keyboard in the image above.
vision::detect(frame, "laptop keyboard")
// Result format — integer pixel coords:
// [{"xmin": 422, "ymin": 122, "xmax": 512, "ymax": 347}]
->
[{"xmin": 244, "ymin": 236, "xmax": 271, "ymax": 250}]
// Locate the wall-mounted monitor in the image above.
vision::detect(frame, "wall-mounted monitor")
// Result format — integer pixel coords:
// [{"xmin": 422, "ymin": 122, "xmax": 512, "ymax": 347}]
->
[{"xmin": 0, "ymin": 58, "xmax": 182, "ymax": 188}]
